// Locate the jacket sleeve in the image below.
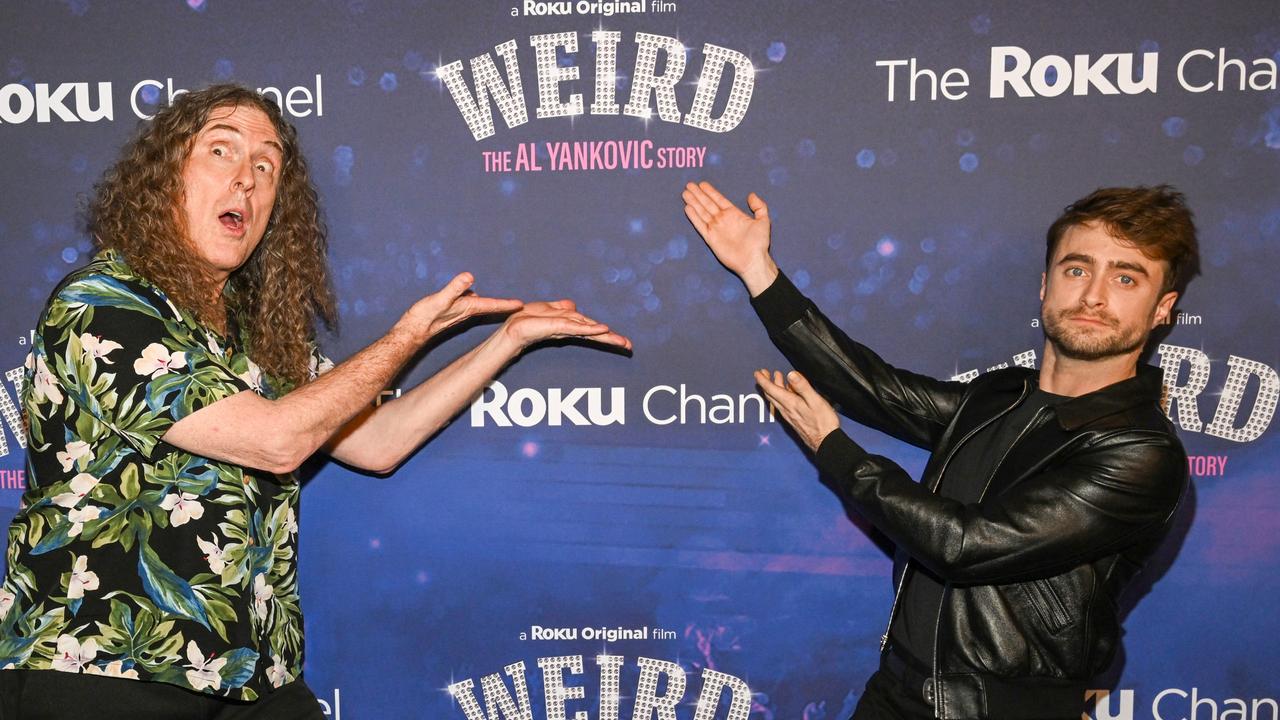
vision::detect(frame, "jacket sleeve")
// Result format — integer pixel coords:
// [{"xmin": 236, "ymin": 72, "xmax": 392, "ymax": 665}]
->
[
  {"xmin": 814, "ymin": 428, "xmax": 1188, "ymax": 584},
  {"xmin": 750, "ymin": 271, "xmax": 966, "ymax": 450}
]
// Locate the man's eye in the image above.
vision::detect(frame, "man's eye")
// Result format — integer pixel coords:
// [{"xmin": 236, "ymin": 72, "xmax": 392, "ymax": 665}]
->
[
  {"xmin": 1118, "ymin": 275, "xmax": 1134, "ymax": 285},
  {"xmin": 211, "ymin": 147, "xmax": 224, "ymax": 156},
  {"xmin": 1067, "ymin": 267, "xmax": 1085, "ymax": 277}
]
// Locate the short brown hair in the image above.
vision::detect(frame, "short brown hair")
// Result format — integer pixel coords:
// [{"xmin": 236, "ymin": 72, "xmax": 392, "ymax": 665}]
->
[{"xmin": 1045, "ymin": 186, "xmax": 1200, "ymax": 295}]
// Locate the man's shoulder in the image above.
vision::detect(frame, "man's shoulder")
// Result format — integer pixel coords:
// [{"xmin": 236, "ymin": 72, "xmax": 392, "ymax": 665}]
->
[{"xmin": 46, "ymin": 250, "xmax": 175, "ymax": 320}]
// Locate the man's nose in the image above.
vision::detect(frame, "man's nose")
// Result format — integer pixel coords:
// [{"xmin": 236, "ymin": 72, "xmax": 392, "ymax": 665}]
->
[
  {"xmin": 1080, "ymin": 274, "xmax": 1108, "ymax": 307},
  {"xmin": 231, "ymin": 159, "xmax": 255, "ymax": 194}
]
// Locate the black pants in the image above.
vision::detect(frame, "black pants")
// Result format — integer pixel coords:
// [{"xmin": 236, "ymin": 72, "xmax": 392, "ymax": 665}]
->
[{"xmin": 0, "ymin": 670, "xmax": 326, "ymax": 720}]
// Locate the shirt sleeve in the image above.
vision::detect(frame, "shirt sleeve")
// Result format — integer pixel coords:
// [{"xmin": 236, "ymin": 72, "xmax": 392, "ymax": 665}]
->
[
  {"xmin": 814, "ymin": 427, "xmax": 1187, "ymax": 584},
  {"xmin": 750, "ymin": 271, "xmax": 967, "ymax": 450},
  {"xmin": 38, "ymin": 275, "xmax": 245, "ymax": 459}
]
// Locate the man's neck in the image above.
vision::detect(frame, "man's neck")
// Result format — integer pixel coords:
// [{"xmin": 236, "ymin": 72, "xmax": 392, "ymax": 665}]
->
[{"xmin": 1039, "ymin": 342, "xmax": 1141, "ymax": 397}]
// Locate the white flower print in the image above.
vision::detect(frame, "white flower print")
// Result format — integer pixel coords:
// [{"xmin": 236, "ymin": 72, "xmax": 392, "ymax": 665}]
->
[
  {"xmin": 266, "ymin": 653, "xmax": 289, "ymax": 688},
  {"xmin": 0, "ymin": 588, "xmax": 15, "ymax": 620},
  {"xmin": 184, "ymin": 640, "xmax": 226, "ymax": 692},
  {"xmin": 52, "ymin": 635, "xmax": 99, "ymax": 673},
  {"xmin": 284, "ymin": 507, "xmax": 298, "ymax": 537},
  {"xmin": 160, "ymin": 492, "xmax": 204, "ymax": 527},
  {"xmin": 238, "ymin": 359, "xmax": 264, "ymax": 394},
  {"xmin": 132, "ymin": 343, "xmax": 187, "ymax": 379},
  {"xmin": 196, "ymin": 535, "xmax": 227, "ymax": 574},
  {"xmin": 66, "ymin": 554, "xmax": 100, "ymax": 600},
  {"xmin": 85, "ymin": 660, "xmax": 140, "ymax": 679},
  {"xmin": 79, "ymin": 333, "xmax": 123, "ymax": 363},
  {"xmin": 67, "ymin": 505, "xmax": 103, "ymax": 537},
  {"xmin": 55, "ymin": 440, "xmax": 94, "ymax": 473},
  {"xmin": 52, "ymin": 472, "xmax": 99, "ymax": 508},
  {"xmin": 308, "ymin": 352, "xmax": 334, "ymax": 379},
  {"xmin": 29, "ymin": 352, "xmax": 63, "ymax": 406},
  {"xmin": 253, "ymin": 573, "xmax": 273, "ymax": 621},
  {"xmin": 206, "ymin": 334, "xmax": 224, "ymax": 357}
]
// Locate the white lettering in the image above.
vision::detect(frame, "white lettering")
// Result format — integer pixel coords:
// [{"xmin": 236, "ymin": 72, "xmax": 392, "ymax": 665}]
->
[
  {"xmin": 624, "ymin": 32, "xmax": 685, "ymax": 123},
  {"xmin": 470, "ymin": 381, "xmax": 625, "ymax": 427},
  {"xmin": 1154, "ymin": 688, "xmax": 1187, "ymax": 720},
  {"xmin": 1204, "ymin": 356, "xmax": 1279, "ymax": 443},
  {"xmin": 684, "ymin": 43, "xmax": 755, "ymax": 132},
  {"xmin": 537, "ymin": 655, "xmax": 586, "ymax": 720},
  {"xmin": 991, "ymin": 46, "xmax": 1156, "ymax": 98},
  {"xmin": 0, "ymin": 367, "xmax": 27, "ymax": 458},
  {"xmin": 692, "ymin": 668, "xmax": 752, "ymax": 720},
  {"xmin": 531, "ymin": 32, "xmax": 583, "ymax": 120},
  {"xmin": 632, "ymin": 657, "xmax": 685, "ymax": 720},
  {"xmin": 449, "ymin": 662, "xmax": 534, "ymax": 720},
  {"xmin": 0, "ymin": 81, "xmax": 112, "ymax": 124},
  {"xmin": 438, "ymin": 39, "xmax": 530, "ymax": 141}
]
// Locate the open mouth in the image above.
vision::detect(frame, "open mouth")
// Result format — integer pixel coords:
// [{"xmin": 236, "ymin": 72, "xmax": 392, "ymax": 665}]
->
[{"xmin": 219, "ymin": 210, "xmax": 245, "ymax": 232}]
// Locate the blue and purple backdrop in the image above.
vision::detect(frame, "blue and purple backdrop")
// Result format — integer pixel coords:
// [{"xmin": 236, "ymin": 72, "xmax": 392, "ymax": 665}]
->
[{"xmin": 1, "ymin": 1, "xmax": 1277, "ymax": 718}]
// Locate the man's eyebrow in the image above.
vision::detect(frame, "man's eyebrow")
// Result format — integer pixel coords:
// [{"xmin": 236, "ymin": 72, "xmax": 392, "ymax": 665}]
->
[
  {"xmin": 202, "ymin": 124, "xmax": 285, "ymax": 157},
  {"xmin": 1109, "ymin": 259, "xmax": 1150, "ymax": 277},
  {"xmin": 1057, "ymin": 252, "xmax": 1095, "ymax": 267},
  {"xmin": 1057, "ymin": 252, "xmax": 1150, "ymax": 276}
]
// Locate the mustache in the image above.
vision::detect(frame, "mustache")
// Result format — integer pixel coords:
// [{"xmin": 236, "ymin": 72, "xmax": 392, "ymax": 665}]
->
[{"xmin": 1055, "ymin": 308, "xmax": 1119, "ymax": 327}]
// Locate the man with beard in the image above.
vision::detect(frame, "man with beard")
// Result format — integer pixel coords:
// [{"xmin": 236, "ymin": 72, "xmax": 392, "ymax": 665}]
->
[{"xmin": 682, "ymin": 182, "xmax": 1198, "ymax": 719}]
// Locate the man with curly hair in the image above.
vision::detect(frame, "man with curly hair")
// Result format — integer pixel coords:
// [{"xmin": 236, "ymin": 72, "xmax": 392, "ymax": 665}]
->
[{"xmin": 0, "ymin": 84, "xmax": 630, "ymax": 718}]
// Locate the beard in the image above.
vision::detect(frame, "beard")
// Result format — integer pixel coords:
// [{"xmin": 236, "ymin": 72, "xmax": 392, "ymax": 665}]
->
[{"xmin": 1042, "ymin": 307, "xmax": 1149, "ymax": 361}]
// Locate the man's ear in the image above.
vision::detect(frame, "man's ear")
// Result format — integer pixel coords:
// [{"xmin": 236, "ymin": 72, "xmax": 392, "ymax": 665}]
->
[
  {"xmin": 1152, "ymin": 290, "xmax": 1178, "ymax": 328},
  {"xmin": 1039, "ymin": 272, "xmax": 1046, "ymax": 301}
]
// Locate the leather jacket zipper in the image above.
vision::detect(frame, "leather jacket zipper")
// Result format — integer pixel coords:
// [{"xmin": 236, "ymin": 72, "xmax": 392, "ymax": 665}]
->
[
  {"xmin": 876, "ymin": 379, "xmax": 1033, "ymax": 656},
  {"xmin": 921, "ymin": 376, "xmax": 1039, "ymax": 712},
  {"xmin": 930, "ymin": 392, "xmax": 1047, "ymax": 714}
]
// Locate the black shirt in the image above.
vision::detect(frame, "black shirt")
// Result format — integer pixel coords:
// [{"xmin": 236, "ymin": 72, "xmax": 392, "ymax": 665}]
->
[{"xmin": 889, "ymin": 386, "xmax": 1068, "ymax": 667}]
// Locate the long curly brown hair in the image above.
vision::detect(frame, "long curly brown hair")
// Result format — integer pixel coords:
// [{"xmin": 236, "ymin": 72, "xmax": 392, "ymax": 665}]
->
[{"xmin": 87, "ymin": 84, "xmax": 337, "ymax": 388}]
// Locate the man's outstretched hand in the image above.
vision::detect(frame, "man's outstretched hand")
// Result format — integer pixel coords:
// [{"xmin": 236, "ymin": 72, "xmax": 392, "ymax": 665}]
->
[
  {"xmin": 755, "ymin": 369, "xmax": 841, "ymax": 452},
  {"xmin": 500, "ymin": 299, "xmax": 632, "ymax": 353},
  {"xmin": 682, "ymin": 181, "xmax": 779, "ymax": 296}
]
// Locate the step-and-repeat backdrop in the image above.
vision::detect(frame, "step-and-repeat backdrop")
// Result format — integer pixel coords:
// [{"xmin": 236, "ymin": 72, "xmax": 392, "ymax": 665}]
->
[{"xmin": 2, "ymin": 2, "xmax": 1277, "ymax": 718}]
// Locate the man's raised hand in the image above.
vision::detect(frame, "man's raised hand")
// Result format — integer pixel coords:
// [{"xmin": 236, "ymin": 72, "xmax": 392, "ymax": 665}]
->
[{"xmin": 682, "ymin": 181, "xmax": 779, "ymax": 296}]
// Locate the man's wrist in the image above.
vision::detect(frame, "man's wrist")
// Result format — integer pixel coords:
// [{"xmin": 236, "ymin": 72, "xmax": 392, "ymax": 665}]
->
[
  {"xmin": 391, "ymin": 312, "xmax": 433, "ymax": 347},
  {"xmin": 493, "ymin": 322, "xmax": 530, "ymax": 356},
  {"xmin": 740, "ymin": 258, "xmax": 780, "ymax": 297}
]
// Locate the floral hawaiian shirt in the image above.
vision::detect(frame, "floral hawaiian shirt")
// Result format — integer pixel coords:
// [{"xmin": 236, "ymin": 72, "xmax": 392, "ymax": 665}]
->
[{"xmin": 0, "ymin": 249, "xmax": 329, "ymax": 700}]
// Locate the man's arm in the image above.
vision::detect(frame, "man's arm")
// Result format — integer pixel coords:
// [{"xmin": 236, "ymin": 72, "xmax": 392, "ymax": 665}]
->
[
  {"xmin": 757, "ymin": 369, "xmax": 1186, "ymax": 584},
  {"xmin": 684, "ymin": 181, "xmax": 962, "ymax": 448},
  {"xmin": 163, "ymin": 277, "xmax": 628, "ymax": 474},
  {"xmin": 322, "ymin": 300, "xmax": 629, "ymax": 473}
]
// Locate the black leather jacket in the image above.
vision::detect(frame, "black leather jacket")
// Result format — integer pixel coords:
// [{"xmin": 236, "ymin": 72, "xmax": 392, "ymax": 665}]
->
[{"xmin": 752, "ymin": 273, "xmax": 1188, "ymax": 719}]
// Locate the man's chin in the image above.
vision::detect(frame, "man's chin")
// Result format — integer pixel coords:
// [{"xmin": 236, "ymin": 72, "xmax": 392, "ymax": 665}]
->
[{"xmin": 1046, "ymin": 330, "xmax": 1145, "ymax": 362}]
